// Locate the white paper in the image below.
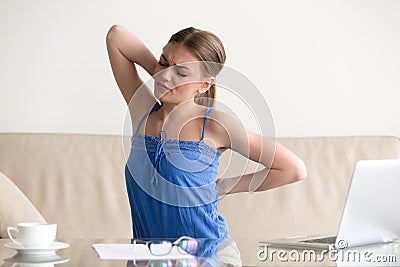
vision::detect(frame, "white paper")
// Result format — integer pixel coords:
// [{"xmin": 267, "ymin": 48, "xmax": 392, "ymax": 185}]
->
[{"xmin": 92, "ymin": 243, "xmax": 195, "ymax": 261}]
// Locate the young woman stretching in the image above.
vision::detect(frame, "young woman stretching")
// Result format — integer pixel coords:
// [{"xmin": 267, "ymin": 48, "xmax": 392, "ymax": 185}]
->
[{"xmin": 106, "ymin": 25, "xmax": 307, "ymax": 265}]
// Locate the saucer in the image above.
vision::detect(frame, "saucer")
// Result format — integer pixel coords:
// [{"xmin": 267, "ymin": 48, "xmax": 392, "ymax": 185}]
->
[
  {"xmin": 4, "ymin": 241, "xmax": 69, "ymax": 255},
  {"xmin": 4, "ymin": 253, "xmax": 69, "ymax": 264}
]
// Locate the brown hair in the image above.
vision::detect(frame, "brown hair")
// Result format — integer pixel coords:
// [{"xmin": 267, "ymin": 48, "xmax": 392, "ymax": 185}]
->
[{"xmin": 168, "ymin": 27, "xmax": 226, "ymax": 107}]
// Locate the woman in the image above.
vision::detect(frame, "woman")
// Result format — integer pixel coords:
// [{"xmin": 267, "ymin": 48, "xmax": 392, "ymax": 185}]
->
[{"xmin": 106, "ymin": 25, "xmax": 307, "ymax": 265}]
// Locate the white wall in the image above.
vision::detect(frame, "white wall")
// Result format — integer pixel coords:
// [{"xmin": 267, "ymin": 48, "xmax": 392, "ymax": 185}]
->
[{"xmin": 1, "ymin": 0, "xmax": 399, "ymax": 138}]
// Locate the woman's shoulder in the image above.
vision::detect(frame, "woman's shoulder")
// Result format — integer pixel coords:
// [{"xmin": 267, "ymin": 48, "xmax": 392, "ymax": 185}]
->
[
  {"xmin": 207, "ymin": 108, "xmax": 247, "ymax": 136},
  {"xmin": 205, "ymin": 108, "xmax": 241, "ymax": 144},
  {"xmin": 207, "ymin": 108, "xmax": 237, "ymax": 124}
]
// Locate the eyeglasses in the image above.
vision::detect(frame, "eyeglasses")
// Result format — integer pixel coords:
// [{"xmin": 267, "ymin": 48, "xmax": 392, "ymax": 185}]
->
[{"xmin": 135, "ymin": 236, "xmax": 200, "ymax": 256}]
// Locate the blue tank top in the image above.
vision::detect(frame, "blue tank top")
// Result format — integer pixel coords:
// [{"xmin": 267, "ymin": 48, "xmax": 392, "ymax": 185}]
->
[{"xmin": 125, "ymin": 104, "xmax": 229, "ymax": 242}]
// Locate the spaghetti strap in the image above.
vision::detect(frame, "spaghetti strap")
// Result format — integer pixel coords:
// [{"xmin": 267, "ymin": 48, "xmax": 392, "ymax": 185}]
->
[
  {"xmin": 201, "ymin": 107, "xmax": 214, "ymax": 141},
  {"xmin": 134, "ymin": 104, "xmax": 162, "ymax": 136}
]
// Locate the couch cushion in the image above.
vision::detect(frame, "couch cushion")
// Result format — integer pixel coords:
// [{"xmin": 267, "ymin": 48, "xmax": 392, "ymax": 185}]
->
[
  {"xmin": 0, "ymin": 133, "xmax": 132, "ymax": 239},
  {"xmin": 0, "ymin": 171, "xmax": 46, "ymax": 238}
]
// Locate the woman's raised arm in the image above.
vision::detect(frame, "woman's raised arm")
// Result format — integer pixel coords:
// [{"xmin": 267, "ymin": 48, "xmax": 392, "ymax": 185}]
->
[{"xmin": 106, "ymin": 25, "xmax": 157, "ymax": 105}]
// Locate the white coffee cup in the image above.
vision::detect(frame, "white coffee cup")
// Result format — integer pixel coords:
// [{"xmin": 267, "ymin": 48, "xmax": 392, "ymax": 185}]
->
[{"xmin": 7, "ymin": 222, "xmax": 57, "ymax": 248}]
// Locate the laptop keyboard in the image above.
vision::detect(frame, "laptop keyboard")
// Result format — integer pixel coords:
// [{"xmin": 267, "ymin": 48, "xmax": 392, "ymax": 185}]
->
[{"xmin": 301, "ymin": 236, "xmax": 337, "ymax": 244}]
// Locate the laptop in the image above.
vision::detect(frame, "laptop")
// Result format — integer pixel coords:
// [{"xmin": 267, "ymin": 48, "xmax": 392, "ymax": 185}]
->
[{"xmin": 263, "ymin": 159, "xmax": 400, "ymax": 250}]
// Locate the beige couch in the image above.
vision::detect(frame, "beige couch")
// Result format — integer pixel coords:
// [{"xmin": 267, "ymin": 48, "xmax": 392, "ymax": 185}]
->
[{"xmin": 0, "ymin": 133, "xmax": 399, "ymax": 242}]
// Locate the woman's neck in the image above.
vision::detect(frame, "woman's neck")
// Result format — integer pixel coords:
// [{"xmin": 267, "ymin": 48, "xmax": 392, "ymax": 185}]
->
[{"xmin": 157, "ymin": 100, "xmax": 199, "ymax": 120}]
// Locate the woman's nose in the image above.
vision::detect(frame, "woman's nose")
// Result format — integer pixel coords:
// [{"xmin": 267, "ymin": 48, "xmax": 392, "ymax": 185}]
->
[{"xmin": 155, "ymin": 66, "xmax": 173, "ymax": 83}]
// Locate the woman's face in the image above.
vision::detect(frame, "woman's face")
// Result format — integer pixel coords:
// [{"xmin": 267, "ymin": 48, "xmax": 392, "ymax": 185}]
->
[{"xmin": 153, "ymin": 42, "xmax": 209, "ymax": 104}]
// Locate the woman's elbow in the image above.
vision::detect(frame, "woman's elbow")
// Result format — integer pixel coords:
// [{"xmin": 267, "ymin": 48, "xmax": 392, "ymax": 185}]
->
[
  {"xmin": 283, "ymin": 160, "xmax": 307, "ymax": 184},
  {"xmin": 293, "ymin": 160, "xmax": 307, "ymax": 182},
  {"xmin": 106, "ymin": 24, "xmax": 122, "ymax": 44}
]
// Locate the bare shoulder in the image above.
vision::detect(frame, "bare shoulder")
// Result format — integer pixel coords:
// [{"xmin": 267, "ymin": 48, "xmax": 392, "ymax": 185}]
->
[
  {"xmin": 207, "ymin": 109, "xmax": 242, "ymax": 130},
  {"xmin": 209, "ymin": 109, "xmax": 239, "ymax": 126},
  {"xmin": 205, "ymin": 109, "xmax": 245, "ymax": 150}
]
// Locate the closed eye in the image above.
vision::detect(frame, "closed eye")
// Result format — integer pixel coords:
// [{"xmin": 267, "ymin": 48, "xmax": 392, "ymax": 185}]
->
[
  {"xmin": 158, "ymin": 61, "xmax": 168, "ymax": 67},
  {"xmin": 158, "ymin": 54, "xmax": 169, "ymax": 67},
  {"xmin": 158, "ymin": 62, "xmax": 187, "ymax": 77},
  {"xmin": 175, "ymin": 66, "xmax": 189, "ymax": 77},
  {"xmin": 158, "ymin": 54, "xmax": 189, "ymax": 77},
  {"xmin": 176, "ymin": 71, "xmax": 188, "ymax": 77}
]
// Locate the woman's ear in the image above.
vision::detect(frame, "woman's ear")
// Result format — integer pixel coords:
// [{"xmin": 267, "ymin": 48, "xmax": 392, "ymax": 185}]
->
[{"xmin": 199, "ymin": 77, "xmax": 215, "ymax": 94}]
